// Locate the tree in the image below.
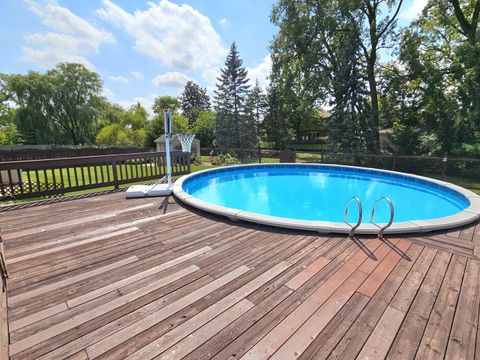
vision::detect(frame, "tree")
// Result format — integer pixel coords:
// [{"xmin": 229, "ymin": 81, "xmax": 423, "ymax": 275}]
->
[
  {"xmin": 245, "ymin": 80, "xmax": 268, "ymax": 148},
  {"xmin": 270, "ymin": 0, "xmax": 404, "ymax": 151},
  {"xmin": 192, "ymin": 110, "xmax": 216, "ymax": 147},
  {"xmin": 328, "ymin": 25, "xmax": 370, "ymax": 151},
  {"xmin": 214, "ymin": 42, "xmax": 252, "ymax": 148},
  {"xmin": 45, "ymin": 63, "xmax": 103, "ymax": 145},
  {"xmin": 143, "ymin": 114, "xmax": 164, "ymax": 148},
  {"xmin": 181, "ymin": 81, "xmax": 210, "ymax": 124},
  {"xmin": 172, "ymin": 114, "xmax": 190, "ymax": 133},
  {"xmin": 383, "ymin": 0, "xmax": 480, "ymax": 155},
  {"xmin": 1, "ymin": 63, "xmax": 103, "ymax": 145},
  {"xmin": 1, "ymin": 71, "xmax": 55, "ymax": 144},
  {"xmin": 152, "ymin": 96, "xmax": 180, "ymax": 114},
  {"xmin": 0, "ymin": 105, "xmax": 21, "ymax": 145},
  {"xmin": 264, "ymin": 84, "xmax": 293, "ymax": 149},
  {"xmin": 356, "ymin": 0, "xmax": 404, "ymax": 151},
  {"xmin": 124, "ymin": 103, "xmax": 148, "ymax": 130},
  {"xmin": 96, "ymin": 124, "xmax": 131, "ymax": 146}
]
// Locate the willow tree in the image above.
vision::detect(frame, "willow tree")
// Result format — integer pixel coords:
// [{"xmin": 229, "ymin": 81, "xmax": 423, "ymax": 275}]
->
[{"xmin": 1, "ymin": 63, "xmax": 103, "ymax": 145}]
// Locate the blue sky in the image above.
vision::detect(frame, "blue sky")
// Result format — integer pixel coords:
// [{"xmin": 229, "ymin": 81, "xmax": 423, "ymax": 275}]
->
[{"xmin": 0, "ymin": 0, "xmax": 425, "ymax": 111}]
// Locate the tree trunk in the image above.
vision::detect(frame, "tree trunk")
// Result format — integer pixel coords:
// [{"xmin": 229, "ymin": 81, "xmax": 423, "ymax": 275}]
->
[{"xmin": 366, "ymin": 58, "xmax": 380, "ymax": 152}]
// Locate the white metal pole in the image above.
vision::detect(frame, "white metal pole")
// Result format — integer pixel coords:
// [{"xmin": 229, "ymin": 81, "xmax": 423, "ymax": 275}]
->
[{"xmin": 163, "ymin": 109, "xmax": 172, "ymax": 188}]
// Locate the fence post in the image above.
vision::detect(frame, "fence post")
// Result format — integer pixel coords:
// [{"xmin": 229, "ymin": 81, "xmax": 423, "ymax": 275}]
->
[
  {"xmin": 112, "ymin": 159, "xmax": 119, "ymax": 189},
  {"xmin": 442, "ymin": 155, "xmax": 448, "ymax": 179},
  {"xmin": 392, "ymin": 153, "xmax": 397, "ymax": 171},
  {"xmin": 321, "ymin": 150, "xmax": 324, "ymax": 163}
]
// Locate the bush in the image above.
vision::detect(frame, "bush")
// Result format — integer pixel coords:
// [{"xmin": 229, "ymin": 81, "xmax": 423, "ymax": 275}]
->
[
  {"xmin": 190, "ymin": 153, "xmax": 202, "ymax": 165},
  {"xmin": 208, "ymin": 151, "xmax": 239, "ymax": 165}
]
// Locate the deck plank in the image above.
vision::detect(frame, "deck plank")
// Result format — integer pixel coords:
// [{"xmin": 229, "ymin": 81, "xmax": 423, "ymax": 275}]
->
[{"xmin": 0, "ymin": 192, "xmax": 479, "ymax": 360}]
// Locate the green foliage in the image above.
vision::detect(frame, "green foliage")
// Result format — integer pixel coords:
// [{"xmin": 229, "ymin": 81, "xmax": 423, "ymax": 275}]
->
[
  {"xmin": 384, "ymin": 0, "xmax": 480, "ymax": 155},
  {"xmin": 270, "ymin": 0, "xmax": 403, "ymax": 151},
  {"xmin": 143, "ymin": 114, "xmax": 164, "ymax": 148},
  {"xmin": 214, "ymin": 42, "xmax": 254, "ymax": 148},
  {"xmin": 209, "ymin": 152, "xmax": 239, "ymax": 165},
  {"xmin": 181, "ymin": 81, "xmax": 210, "ymax": 124},
  {"xmin": 172, "ymin": 114, "xmax": 190, "ymax": 133},
  {"xmin": 152, "ymin": 96, "xmax": 180, "ymax": 114},
  {"xmin": 244, "ymin": 80, "xmax": 268, "ymax": 148},
  {"xmin": 96, "ymin": 124, "xmax": 131, "ymax": 146},
  {"xmin": 0, "ymin": 102, "xmax": 22, "ymax": 145},
  {"xmin": 1, "ymin": 63, "xmax": 103, "ymax": 145},
  {"xmin": 192, "ymin": 110, "xmax": 216, "ymax": 147},
  {"xmin": 264, "ymin": 84, "xmax": 293, "ymax": 149}
]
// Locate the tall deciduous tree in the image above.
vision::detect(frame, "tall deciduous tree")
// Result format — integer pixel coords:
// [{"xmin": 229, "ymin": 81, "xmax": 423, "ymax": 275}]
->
[
  {"xmin": 45, "ymin": 63, "xmax": 103, "ymax": 145},
  {"xmin": 181, "ymin": 81, "xmax": 210, "ymax": 124},
  {"xmin": 270, "ymin": 0, "xmax": 403, "ymax": 151},
  {"xmin": 1, "ymin": 63, "xmax": 103, "ymax": 145},
  {"xmin": 214, "ymin": 42, "xmax": 252, "ymax": 148}
]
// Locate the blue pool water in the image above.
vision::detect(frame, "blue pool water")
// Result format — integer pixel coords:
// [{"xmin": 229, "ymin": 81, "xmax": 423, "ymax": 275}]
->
[{"xmin": 182, "ymin": 165, "xmax": 470, "ymax": 223}]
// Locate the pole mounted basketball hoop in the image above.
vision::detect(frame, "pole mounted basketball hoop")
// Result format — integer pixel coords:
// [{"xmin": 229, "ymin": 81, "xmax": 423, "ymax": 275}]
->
[
  {"xmin": 125, "ymin": 109, "xmax": 174, "ymax": 198},
  {"xmin": 176, "ymin": 133, "xmax": 196, "ymax": 153}
]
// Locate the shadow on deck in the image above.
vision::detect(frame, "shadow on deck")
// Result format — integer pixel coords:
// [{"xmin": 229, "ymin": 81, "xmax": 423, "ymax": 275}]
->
[{"xmin": 0, "ymin": 192, "xmax": 479, "ymax": 359}]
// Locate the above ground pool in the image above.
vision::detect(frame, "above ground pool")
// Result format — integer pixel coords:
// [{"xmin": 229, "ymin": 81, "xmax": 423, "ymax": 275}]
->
[{"xmin": 173, "ymin": 164, "xmax": 480, "ymax": 234}]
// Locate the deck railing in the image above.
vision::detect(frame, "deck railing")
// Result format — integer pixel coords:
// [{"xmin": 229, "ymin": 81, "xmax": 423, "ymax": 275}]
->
[
  {"xmin": 0, "ymin": 151, "xmax": 190, "ymax": 200},
  {"xmin": 0, "ymin": 146, "xmax": 154, "ymax": 161}
]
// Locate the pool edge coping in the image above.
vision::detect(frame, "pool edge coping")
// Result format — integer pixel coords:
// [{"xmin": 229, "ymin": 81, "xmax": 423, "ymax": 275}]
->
[{"xmin": 173, "ymin": 163, "xmax": 480, "ymax": 235}]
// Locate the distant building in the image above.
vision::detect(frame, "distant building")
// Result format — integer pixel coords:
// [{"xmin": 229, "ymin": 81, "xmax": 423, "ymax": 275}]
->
[
  {"xmin": 298, "ymin": 108, "xmax": 332, "ymax": 141},
  {"xmin": 154, "ymin": 135, "xmax": 201, "ymax": 157},
  {"xmin": 379, "ymin": 128, "xmax": 395, "ymax": 152}
]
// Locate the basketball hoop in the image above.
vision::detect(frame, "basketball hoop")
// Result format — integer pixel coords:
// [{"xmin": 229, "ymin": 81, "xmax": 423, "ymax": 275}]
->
[{"xmin": 176, "ymin": 133, "xmax": 196, "ymax": 153}]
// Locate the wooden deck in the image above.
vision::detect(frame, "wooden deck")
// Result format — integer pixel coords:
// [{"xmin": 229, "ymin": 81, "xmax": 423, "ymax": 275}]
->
[{"xmin": 1, "ymin": 192, "xmax": 480, "ymax": 359}]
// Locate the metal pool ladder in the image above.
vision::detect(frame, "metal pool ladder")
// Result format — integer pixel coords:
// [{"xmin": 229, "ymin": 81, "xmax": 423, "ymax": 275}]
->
[
  {"xmin": 344, "ymin": 196, "xmax": 362, "ymax": 238},
  {"xmin": 370, "ymin": 196, "xmax": 395, "ymax": 239}
]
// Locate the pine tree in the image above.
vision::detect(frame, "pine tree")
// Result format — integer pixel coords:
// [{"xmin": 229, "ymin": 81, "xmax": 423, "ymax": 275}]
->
[
  {"xmin": 328, "ymin": 26, "xmax": 369, "ymax": 151},
  {"xmin": 214, "ymin": 42, "xmax": 251, "ymax": 148},
  {"xmin": 264, "ymin": 84, "xmax": 291, "ymax": 149},
  {"xmin": 244, "ymin": 80, "xmax": 268, "ymax": 148},
  {"xmin": 180, "ymin": 81, "xmax": 210, "ymax": 125}
]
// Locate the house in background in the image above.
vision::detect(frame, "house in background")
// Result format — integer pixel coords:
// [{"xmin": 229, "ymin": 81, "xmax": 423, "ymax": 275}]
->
[
  {"xmin": 379, "ymin": 128, "xmax": 395, "ymax": 152},
  {"xmin": 298, "ymin": 108, "xmax": 332, "ymax": 141}
]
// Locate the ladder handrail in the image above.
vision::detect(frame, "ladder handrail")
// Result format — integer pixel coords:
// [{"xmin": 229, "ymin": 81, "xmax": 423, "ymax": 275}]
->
[
  {"xmin": 344, "ymin": 196, "xmax": 362, "ymax": 238},
  {"xmin": 370, "ymin": 196, "xmax": 395, "ymax": 239}
]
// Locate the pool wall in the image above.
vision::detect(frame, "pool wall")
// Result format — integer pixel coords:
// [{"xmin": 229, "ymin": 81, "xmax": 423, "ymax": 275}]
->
[{"xmin": 173, "ymin": 163, "xmax": 480, "ymax": 235}]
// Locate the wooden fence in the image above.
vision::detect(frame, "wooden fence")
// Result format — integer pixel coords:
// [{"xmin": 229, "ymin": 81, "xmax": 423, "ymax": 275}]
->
[
  {"xmin": 0, "ymin": 151, "xmax": 190, "ymax": 201},
  {"xmin": 0, "ymin": 146, "xmax": 154, "ymax": 161}
]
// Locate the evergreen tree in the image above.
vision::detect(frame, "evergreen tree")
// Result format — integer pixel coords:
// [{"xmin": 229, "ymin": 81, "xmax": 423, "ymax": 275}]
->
[
  {"xmin": 329, "ymin": 25, "xmax": 369, "ymax": 151},
  {"xmin": 214, "ymin": 42, "xmax": 252, "ymax": 148},
  {"xmin": 244, "ymin": 80, "xmax": 268, "ymax": 148},
  {"xmin": 264, "ymin": 84, "xmax": 292, "ymax": 149},
  {"xmin": 181, "ymin": 81, "xmax": 210, "ymax": 124}
]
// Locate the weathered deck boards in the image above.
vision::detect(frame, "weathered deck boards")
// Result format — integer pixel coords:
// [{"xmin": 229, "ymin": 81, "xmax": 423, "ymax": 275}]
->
[{"xmin": 1, "ymin": 192, "xmax": 480, "ymax": 359}]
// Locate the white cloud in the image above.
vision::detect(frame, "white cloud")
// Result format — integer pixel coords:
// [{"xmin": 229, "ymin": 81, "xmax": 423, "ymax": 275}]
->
[
  {"xmin": 219, "ymin": 18, "xmax": 230, "ymax": 28},
  {"xmin": 117, "ymin": 95, "xmax": 156, "ymax": 113},
  {"xmin": 102, "ymin": 87, "xmax": 114, "ymax": 100},
  {"xmin": 130, "ymin": 71, "xmax": 144, "ymax": 80},
  {"xmin": 109, "ymin": 75, "xmax": 129, "ymax": 83},
  {"xmin": 246, "ymin": 55, "xmax": 272, "ymax": 89},
  {"xmin": 21, "ymin": 0, "xmax": 114, "ymax": 69},
  {"xmin": 400, "ymin": 0, "xmax": 428, "ymax": 20},
  {"xmin": 97, "ymin": 0, "xmax": 226, "ymax": 80},
  {"xmin": 152, "ymin": 71, "xmax": 191, "ymax": 88}
]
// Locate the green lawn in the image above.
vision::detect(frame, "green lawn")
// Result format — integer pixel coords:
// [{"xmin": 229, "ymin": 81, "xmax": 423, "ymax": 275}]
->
[
  {"xmin": 430, "ymin": 174, "xmax": 480, "ymax": 195},
  {"xmin": 4, "ymin": 159, "xmax": 480, "ymax": 204}
]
